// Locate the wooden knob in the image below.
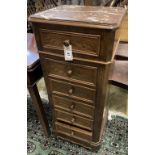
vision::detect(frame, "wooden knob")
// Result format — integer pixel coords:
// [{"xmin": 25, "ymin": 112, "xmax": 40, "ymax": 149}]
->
[
  {"xmin": 71, "ymin": 117, "xmax": 75, "ymax": 123},
  {"xmin": 67, "ymin": 69, "xmax": 72, "ymax": 76},
  {"xmin": 63, "ymin": 40, "xmax": 70, "ymax": 47},
  {"xmin": 71, "ymin": 131, "xmax": 74, "ymax": 136},
  {"xmin": 68, "ymin": 88, "xmax": 73, "ymax": 94},
  {"xmin": 70, "ymin": 104, "xmax": 75, "ymax": 110}
]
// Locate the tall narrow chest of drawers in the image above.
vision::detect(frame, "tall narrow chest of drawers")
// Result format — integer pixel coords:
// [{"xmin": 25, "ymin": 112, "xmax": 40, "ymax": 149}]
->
[{"xmin": 29, "ymin": 5, "xmax": 126, "ymax": 150}]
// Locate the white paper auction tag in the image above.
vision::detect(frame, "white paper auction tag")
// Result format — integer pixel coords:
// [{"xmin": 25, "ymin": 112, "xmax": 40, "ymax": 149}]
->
[{"xmin": 64, "ymin": 45, "xmax": 73, "ymax": 61}]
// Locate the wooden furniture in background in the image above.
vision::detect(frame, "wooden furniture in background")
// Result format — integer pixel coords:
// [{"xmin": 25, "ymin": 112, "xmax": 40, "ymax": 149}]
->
[
  {"xmin": 27, "ymin": 33, "xmax": 50, "ymax": 137},
  {"xmin": 110, "ymin": 42, "xmax": 128, "ymax": 89},
  {"xmin": 27, "ymin": 0, "xmax": 57, "ymax": 32},
  {"xmin": 84, "ymin": 0, "xmax": 93, "ymax": 5},
  {"xmin": 29, "ymin": 5, "xmax": 126, "ymax": 150},
  {"xmin": 115, "ymin": 42, "xmax": 128, "ymax": 60},
  {"xmin": 119, "ymin": 12, "xmax": 128, "ymax": 42},
  {"xmin": 111, "ymin": 8, "xmax": 128, "ymax": 88},
  {"xmin": 109, "ymin": 60, "xmax": 128, "ymax": 89}
]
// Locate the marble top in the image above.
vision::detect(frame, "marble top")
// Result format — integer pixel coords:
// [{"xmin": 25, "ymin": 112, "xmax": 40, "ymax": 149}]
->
[{"xmin": 30, "ymin": 5, "xmax": 126, "ymax": 29}]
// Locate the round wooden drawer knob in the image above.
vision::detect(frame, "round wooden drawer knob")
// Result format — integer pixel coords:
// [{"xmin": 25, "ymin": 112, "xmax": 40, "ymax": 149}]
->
[
  {"xmin": 70, "ymin": 104, "xmax": 75, "ymax": 110},
  {"xmin": 71, "ymin": 117, "xmax": 75, "ymax": 123},
  {"xmin": 71, "ymin": 131, "xmax": 74, "ymax": 136},
  {"xmin": 67, "ymin": 69, "xmax": 72, "ymax": 76},
  {"xmin": 68, "ymin": 88, "xmax": 73, "ymax": 94},
  {"xmin": 63, "ymin": 40, "xmax": 70, "ymax": 47}
]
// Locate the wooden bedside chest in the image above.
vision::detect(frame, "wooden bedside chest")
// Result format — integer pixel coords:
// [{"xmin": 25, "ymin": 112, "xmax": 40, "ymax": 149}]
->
[{"xmin": 29, "ymin": 5, "xmax": 126, "ymax": 150}]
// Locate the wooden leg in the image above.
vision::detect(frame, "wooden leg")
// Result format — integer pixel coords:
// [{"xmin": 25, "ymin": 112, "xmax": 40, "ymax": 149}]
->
[{"xmin": 28, "ymin": 84, "xmax": 50, "ymax": 137}]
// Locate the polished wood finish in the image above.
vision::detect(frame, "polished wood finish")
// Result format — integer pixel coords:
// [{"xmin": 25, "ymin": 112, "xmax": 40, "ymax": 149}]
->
[
  {"xmin": 29, "ymin": 6, "xmax": 126, "ymax": 150},
  {"xmin": 27, "ymin": 33, "xmax": 50, "ymax": 137},
  {"xmin": 27, "ymin": 33, "xmax": 39, "ymax": 70}
]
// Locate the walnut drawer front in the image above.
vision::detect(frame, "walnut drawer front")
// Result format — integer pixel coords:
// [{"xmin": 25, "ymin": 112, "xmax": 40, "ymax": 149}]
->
[
  {"xmin": 49, "ymin": 78, "xmax": 96, "ymax": 104},
  {"xmin": 55, "ymin": 122, "xmax": 92, "ymax": 141},
  {"xmin": 39, "ymin": 29, "xmax": 100, "ymax": 57},
  {"xmin": 55, "ymin": 109, "xmax": 93, "ymax": 130},
  {"xmin": 55, "ymin": 109, "xmax": 93, "ymax": 131},
  {"xmin": 53, "ymin": 95, "xmax": 94, "ymax": 119},
  {"xmin": 42, "ymin": 58, "xmax": 97, "ymax": 87}
]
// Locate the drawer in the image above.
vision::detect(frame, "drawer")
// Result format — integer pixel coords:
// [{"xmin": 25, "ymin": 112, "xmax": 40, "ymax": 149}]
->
[
  {"xmin": 55, "ymin": 109, "xmax": 93, "ymax": 130},
  {"xmin": 55, "ymin": 122, "xmax": 92, "ymax": 141},
  {"xmin": 39, "ymin": 29, "xmax": 101, "ymax": 57},
  {"xmin": 42, "ymin": 58, "xmax": 97, "ymax": 87},
  {"xmin": 49, "ymin": 78, "xmax": 96, "ymax": 104},
  {"xmin": 53, "ymin": 95, "xmax": 94, "ymax": 119}
]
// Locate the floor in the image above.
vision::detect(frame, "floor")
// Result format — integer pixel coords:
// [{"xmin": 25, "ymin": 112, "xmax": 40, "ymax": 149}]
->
[
  {"xmin": 27, "ymin": 97, "xmax": 128, "ymax": 155},
  {"xmin": 35, "ymin": 78, "xmax": 128, "ymax": 117}
]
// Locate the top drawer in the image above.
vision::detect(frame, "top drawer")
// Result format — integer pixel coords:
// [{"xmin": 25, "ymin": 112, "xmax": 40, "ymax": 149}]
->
[
  {"xmin": 39, "ymin": 29, "xmax": 101, "ymax": 57},
  {"xmin": 30, "ymin": 6, "xmax": 126, "ymax": 62}
]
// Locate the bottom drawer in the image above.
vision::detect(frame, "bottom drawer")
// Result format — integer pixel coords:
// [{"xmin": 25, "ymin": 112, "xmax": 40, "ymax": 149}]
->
[{"xmin": 55, "ymin": 122, "xmax": 92, "ymax": 141}]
